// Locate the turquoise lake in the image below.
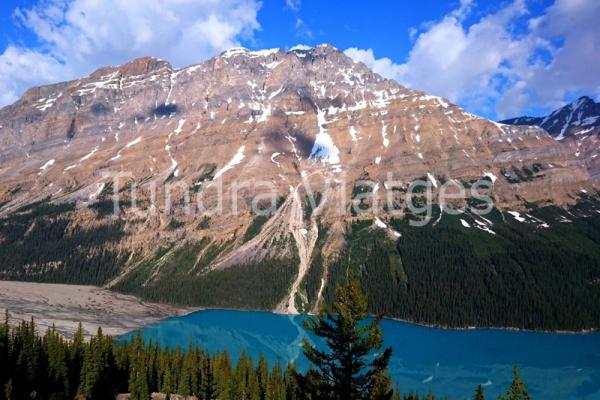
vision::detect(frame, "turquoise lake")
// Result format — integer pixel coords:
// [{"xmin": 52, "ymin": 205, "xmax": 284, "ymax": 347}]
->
[{"xmin": 120, "ymin": 310, "xmax": 600, "ymax": 399}]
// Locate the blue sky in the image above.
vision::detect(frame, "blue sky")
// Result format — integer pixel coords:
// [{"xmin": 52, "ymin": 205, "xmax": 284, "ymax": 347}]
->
[{"xmin": 0, "ymin": 0, "xmax": 599, "ymax": 120}]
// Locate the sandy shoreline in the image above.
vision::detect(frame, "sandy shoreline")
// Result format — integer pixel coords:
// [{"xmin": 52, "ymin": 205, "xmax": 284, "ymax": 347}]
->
[
  {"xmin": 0, "ymin": 280, "xmax": 195, "ymax": 338},
  {"xmin": 1, "ymin": 280, "xmax": 595, "ymax": 338}
]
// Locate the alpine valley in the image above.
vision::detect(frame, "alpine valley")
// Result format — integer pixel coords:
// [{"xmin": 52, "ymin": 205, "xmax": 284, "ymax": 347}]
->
[{"xmin": 1, "ymin": 45, "xmax": 600, "ymax": 332}]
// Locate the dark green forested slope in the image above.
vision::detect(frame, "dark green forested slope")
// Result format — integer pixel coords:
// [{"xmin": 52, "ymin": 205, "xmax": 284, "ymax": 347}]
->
[
  {"xmin": 0, "ymin": 199, "xmax": 297, "ymax": 311},
  {"xmin": 0, "ymin": 200, "xmax": 127, "ymax": 285},
  {"xmin": 112, "ymin": 238, "xmax": 298, "ymax": 310},
  {"xmin": 321, "ymin": 200, "xmax": 600, "ymax": 331}
]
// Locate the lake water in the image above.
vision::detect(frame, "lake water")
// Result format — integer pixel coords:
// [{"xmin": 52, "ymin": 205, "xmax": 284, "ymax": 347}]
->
[{"xmin": 120, "ymin": 310, "xmax": 600, "ymax": 399}]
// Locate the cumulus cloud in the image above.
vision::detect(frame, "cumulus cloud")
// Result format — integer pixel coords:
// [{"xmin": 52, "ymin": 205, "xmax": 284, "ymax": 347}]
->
[
  {"xmin": 0, "ymin": 0, "xmax": 262, "ymax": 106},
  {"xmin": 519, "ymin": 0, "xmax": 600, "ymax": 111},
  {"xmin": 0, "ymin": 46, "xmax": 67, "ymax": 106},
  {"xmin": 344, "ymin": 48, "xmax": 406, "ymax": 80},
  {"xmin": 345, "ymin": 0, "xmax": 600, "ymax": 119}
]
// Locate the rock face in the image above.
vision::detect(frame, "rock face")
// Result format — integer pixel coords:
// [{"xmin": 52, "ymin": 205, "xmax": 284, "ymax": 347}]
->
[
  {"xmin": 501, "ymin": 95, "xmax": 600, "ymax": 178},
  {"xmin": 0, "ymin": 44, "xmax": 597, "ymax": 315}
]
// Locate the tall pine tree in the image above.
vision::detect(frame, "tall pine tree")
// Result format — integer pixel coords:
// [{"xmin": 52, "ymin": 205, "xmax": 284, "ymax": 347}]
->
[
  {"xmin": 474, "ymin": 384, "xmax": 485, "ymax": 400},
  {"xmin": 128, "ymin": 331, "xmax": 149, "ymax": 400},
  {"xmin": 302, "ymin": 274, "xmax": 393, "ymax": 400},
  {"xmin": 500, "ymin": 367, "xmax": 530, "ymax": 400}
]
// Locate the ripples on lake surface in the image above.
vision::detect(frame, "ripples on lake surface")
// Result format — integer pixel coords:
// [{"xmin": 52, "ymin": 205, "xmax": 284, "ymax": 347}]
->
[{"xmin": 119, "ymin": 310, "xmax": 600, "ymax": 400}]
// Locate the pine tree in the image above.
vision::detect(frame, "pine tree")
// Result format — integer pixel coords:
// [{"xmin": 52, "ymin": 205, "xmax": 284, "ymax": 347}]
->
[
  {"xmin": 233, "ymin": 351, "xmax": 260, "ymax": 400},
  {"xmin": 14, "ymin": 318, "xmax": 42, "ymax": 397},
  {"xmin": 302, "ymin": 274, "xmax": 393, "ymax": 400},
  {"xmin": 370, "ymin": 370, "xmax": 394, "ymax": 400},
  {"xmin": 101, "ymin": 333, "xmax": 118, "ymax": 396},
  {"xmin": 69, "ymin": 323, "xmax": 85, "ymax": 398},
  {"xmin": 171, "ymin": 346, "xmax": 183, "ymax": 393},
  {"xmin": 214, "ymin": 352, "xmax": 232, "ymax": 400},
  {"xmin": 79, "ymin": 331, "xmax": 101, "ymax": 397},
  {"xmin": 390, "ymin": 385, "xmax": 402, "ymax": 400},
  {"xmin": 248, "ymin": 362, "xmax": 260, "ymax": 400},
  {"xmin": 474, "ymin": 384, "xmax": 485, "ymax": 400},
  {"xmin": 200, "ymin": 355, "xmax": 216, "ymax": 400},
  {"xmin": 0, "ymin": 311, "xmax": 9, "ymax": 389},
  {"xmin": 283, "ymin": 362, "xmax": 299, "ymax": 400},
  {"xmin": 146, "ymin": 340, "xmax": 159, "ymax": 394},
  {"xmin": 500, "ymin": 367, "xmax": 530, "ymax": 400},
  {"xmin": 113, "ymin": 341, "xmax": 131, "ymax": 393},
  {"xmin": 191, "ymin": 348, "xmax": 201, "ymax": 395},
  {"xmin": 177, "ymin": 349, "xmax": 192, "ymax": 395},
  {"xmin": 160, "ymin": 358, "xmax": 173, "ymax": 395},
  {"xmin": 257, "ymin": 355, "xmax": 270, "ymax": 400},
  {"xmin": 44, "ymin": 325, "xmax": 69, "ymax": 396},
  {"xmin": 268, "ymin": 360, "xmax": 285, "ymax": 400},
  {"xmin": 128, "ymin": 331, "xmax": 149, "ymax": 400}
]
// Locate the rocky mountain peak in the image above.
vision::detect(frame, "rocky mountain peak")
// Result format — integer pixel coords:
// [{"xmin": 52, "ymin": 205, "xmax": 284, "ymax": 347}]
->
[
  {"xmin": 501, "ymin": 95, "xmax": 600, "ymax": 178},
  {"xmin": 570, "ymin": 95, "xmax": 595, "ymax": 109},
  {"xmin": 501, "ymin": 95, "xmax": 600, "ymax": 140},
  {"xmin": 90, "ymin": 56, "xmax": 172, "ymax": 79},
  {"xmin": 0, "ymin": 44, "xmax": 594, "ymax": 222}
]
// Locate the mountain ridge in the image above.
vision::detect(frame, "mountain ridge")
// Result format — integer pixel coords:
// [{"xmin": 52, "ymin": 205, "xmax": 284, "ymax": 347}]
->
[
  {"xmin": 501, "ymin": 95, "xmax": 600, "ymax": 178},
  {"xmin": 501, "ymin": 95, "xmax": 600, "ymax": 139}
]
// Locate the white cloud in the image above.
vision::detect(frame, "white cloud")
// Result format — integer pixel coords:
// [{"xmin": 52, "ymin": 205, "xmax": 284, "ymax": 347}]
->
[
  {"xmin": 344, "ymin": 48, "xmax": 405, "ymax": 81},
  {"xmin": 520, "ymin": 0, "xmax": 600, "ymax": 111},
  {"xmin": 0, "ymin": 46, "xmax": 67, "ymax": 106},
  {"xmin": 289, "ymin": 44, "xmax": 312, "ymax": 51},
  {"xmin": 285, "ymin": 0, "xmax": 301, "ymax": 11},
  {"xmin": 345, "ymin": 0, "xmax": 600, "ymax": 119},
  {"xmin": 0, "ymin": 0, "xmax": 261, "ymax": 106},
  {"xmin": 295, "ymin": 18, "xmax": 313, "ymax": 39}
]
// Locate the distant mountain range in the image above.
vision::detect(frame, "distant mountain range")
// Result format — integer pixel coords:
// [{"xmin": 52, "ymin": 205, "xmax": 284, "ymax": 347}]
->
[
  {"xmin": 501, "ymin": 95, "xmax": 600, "ymax": 178},
  {"xmin": 0, "ymin": 45, "xmax": 599, "ymax": 331},
  {"xmin": 501, "ymin": 96, "xmax": 600, "ymax": 140}
]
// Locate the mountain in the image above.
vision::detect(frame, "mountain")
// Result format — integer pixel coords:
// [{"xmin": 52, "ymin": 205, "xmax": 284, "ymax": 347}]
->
[
  {"xmin": 501, "ymin": 96, "xmax": 600, "ymax": 140},
  {"xmin": 1, "ymin": 45, "xmax": 599, "ymax": 330},
  {"xmin": 501, "ymin": 96, "xmax": 600, "ymax": 178}
]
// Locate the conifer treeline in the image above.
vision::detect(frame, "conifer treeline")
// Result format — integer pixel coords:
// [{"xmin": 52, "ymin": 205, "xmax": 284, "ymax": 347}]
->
[
  {"xmin": 0, "ymin": 314, "xmax": 533, "ymax": 400},
  {"xmin": 0, "ymin": 314, "xmax": 399, "ymax": 400},
  {"xmin": 1, "ymin": 313, "xmax": 296, "ymax": 400}
]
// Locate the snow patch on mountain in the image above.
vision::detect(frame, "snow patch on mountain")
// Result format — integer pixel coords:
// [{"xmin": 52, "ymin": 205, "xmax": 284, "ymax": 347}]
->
[
  {"xmin": 427, "ymin": 173, "xmax": 438, "ymax": 188},
  {"xmin": 174, "ymin": 119, "xmax": 186, "ymax": 135},
  {"xmin": 222, "ymin": 48, "xmax": 280, "ymax": 59},
  {"xmin": 483, "ymin": 172, "xmax": 498, "ymax": 183},
  {"xmin": 309, "ymin": 109, "xmax": 341, "ymax": 165},
  {"xmin": 270, "ymin": 152, "xmax": 282, "ymax": 167},
  {"xmin": 349, "ymin": 126, "xmax": 359, "ymax": 141},
  {"xmin": 214, "ymin": 145, "xmax": 246, "ymax": 179},
  {"xmin": 39, "ymin": 159, "xmax": 55, "ymax": 171},
  {"xmin": 290, "ymin": 44, "xmax": 312, "ymax": 51},
  {"xmin": 374, "ymin": 217, "xmax": 387, "ymax": 229},
  {"xmin": 126, "ymin": 137, "xmax": 142, "ymax": 149},
  {"xmin": 88, "ymin": 183, "xmax": 105, "ymax": 201},
  {"xmin": 381, "ymin": 122, "xmax": 389, "ymax": 148},
  {"xmin": 507, "ymin": 211, "xmax": 526, "ymax": 222},
  {"xmin": 79, "ymin": 147, "xmax": 98, "ymax": 162}
]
